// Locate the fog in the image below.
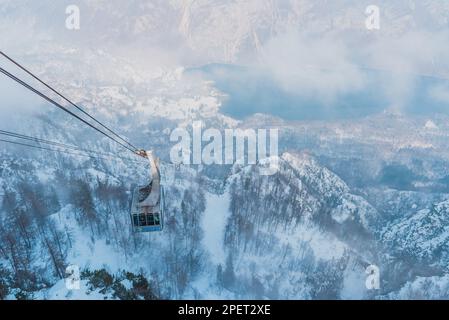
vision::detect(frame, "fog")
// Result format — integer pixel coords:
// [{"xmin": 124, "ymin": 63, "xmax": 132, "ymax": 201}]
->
[
  {"xmin": 1, "ymin": 0, "xmax": 449, "ymax": 120},
  {"xmin": 0, "ymin": 65, "xmax": 44, "ymax": 129}
]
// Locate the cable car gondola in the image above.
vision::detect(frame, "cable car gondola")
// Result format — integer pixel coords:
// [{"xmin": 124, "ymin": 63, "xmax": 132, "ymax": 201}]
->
[{"xmin": 131, "ymin": 150, "xmax": 164, "ymax": 232}]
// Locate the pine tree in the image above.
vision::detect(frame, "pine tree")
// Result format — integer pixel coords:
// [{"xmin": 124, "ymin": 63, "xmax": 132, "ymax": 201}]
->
[
  {"xmin": 216, "ymin": 264, "xmax": 223, "ymax": 287},
  {"xmin": 223, "ymin": 253, "xmax": 235, "ymax": 289}
]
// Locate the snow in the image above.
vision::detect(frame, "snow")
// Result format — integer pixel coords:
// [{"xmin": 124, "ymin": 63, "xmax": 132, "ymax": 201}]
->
[
  {"xmin": 37, "ymin": 279, "xmax": 110, "ymax": 300},
  {"xmin": 53, "ymin": 205, "xmax": 128, "ymax": 273},
  {"xmin": 331, "ymin": 197, "xmax": 356, "ymax": 223},
  {"xmin": 386, "ymin": 275, "xmax": 449, "ymax": 299},
  {"xmin": 36, "ymin": 168, "xmax": 54, "ymax": 183},
  {"xmin": 278, "ymin": 223, "xmax": 347, "ymax": 261},
  {"xmin": 202, "ymin": 189, "xmax": 231, "ymax": 266},
  {"xmin": 188, "ymin": 275, "xmax": 234, "ymax": 300},
  {"xmin": 340, "ymin": 266, "xmax": 368, "ymax": 300},
  {"xmin": 2, "ymin": 4, "xmax": 449, "ymax": 298},
  {"xmin": 183, "ymin": 188, "xmax": 235, "ymax": 300},
  {"xmin": 425, "ymin": 120, "xmax": 438, "ymax": 130},
  {"xmin": 120, "ymin": 279, "xmax": 133, "ymax": 291},
  {"xmin": 0, "ymin": 180, "xmax": 4, "ymax": 207},
  {"xmin": 136, "ymin": 95, "xmax": 223, "ymax": 123}
]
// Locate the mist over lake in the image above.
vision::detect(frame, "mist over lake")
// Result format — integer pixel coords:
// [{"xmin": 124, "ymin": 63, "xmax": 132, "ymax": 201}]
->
[{"xmin": 190, "ymin": 64, "xmax": 449, "ymax": 121}]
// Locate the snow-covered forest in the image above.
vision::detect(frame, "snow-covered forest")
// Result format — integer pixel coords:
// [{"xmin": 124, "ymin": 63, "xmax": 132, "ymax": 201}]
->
[{"xmin": 1, "ymin": 0, "xmax": 449, "ymax": 299}]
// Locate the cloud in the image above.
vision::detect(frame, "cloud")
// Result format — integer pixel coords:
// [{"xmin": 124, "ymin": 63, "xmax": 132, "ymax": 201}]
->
[
  {"xmin": 2, "ymin": 0, "xmax": 449, "ymax": 118},
  {"xmin": 258, "ymin": 32, "xmax": 367, "ymax": 104},
  {"xmin": 0, "ymin": 59, "xmax": 44, "ymax": 128},
  {"xmin": 255, "ymin": 28, "xmax": 449, "ymax": 112},
  {"xmin": 362, "ymin": 30, "xmax": 449, "ymax": 109},
  {"xmin": 363, "ymin": 30, "xmax": 449, "ymax": 75},
  {"xmin": 428, "ymin": 83, "xmax": 449, "ymax": 104}
]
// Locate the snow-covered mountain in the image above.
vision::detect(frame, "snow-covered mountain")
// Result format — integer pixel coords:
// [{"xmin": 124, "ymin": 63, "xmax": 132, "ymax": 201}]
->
[
  {"xmin": 1, "ymin": 0, "xmax": 449, "ymax": 300},
  {"xmin": 2, "ymin": 0, "xmax": 449, "ymax": 68}
]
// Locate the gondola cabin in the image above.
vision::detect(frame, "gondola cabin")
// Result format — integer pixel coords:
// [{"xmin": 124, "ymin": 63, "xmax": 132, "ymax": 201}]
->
[{"xmin": 131, "ymin": 151, "xmax": 164, "ymax": 232}]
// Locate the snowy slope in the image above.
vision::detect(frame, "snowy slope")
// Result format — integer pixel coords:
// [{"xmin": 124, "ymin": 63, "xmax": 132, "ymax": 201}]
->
[{"xmin": 1, "ymin": 0, "xmax": 449, "ymax": 300}]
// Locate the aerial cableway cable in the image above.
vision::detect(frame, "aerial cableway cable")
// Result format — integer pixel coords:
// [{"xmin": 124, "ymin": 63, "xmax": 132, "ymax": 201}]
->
[
  {"xmin": 0, "ymin": 129, "xmax": 141, "ymax": 163},
  {"xmin": 0, "ymin": 53, "xmax": 164, "ymax": 234},
  {"xmin": 0, "ymin": 51, "xmax": 139, "ymax": 153},
  {"xmin": 0, "ymin": 137, "xmax": 139, "ymax": 163},
  {"xmin": 0, "ymin": 66, "xmax": 139, "ymax": 155}
]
